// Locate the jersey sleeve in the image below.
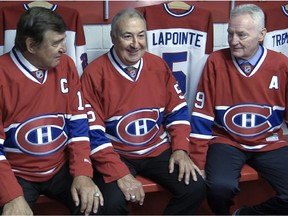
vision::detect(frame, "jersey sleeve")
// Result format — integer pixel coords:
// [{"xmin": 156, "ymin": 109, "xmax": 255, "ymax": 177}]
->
[
  {"xmin": 205, "ymin": 9, "xmax": 214, "ymax": 55},
  {"xmin": 189, "ymin": 54, "xmax": 216, "ymax": 170},
  {"xmin": 66, "ymin": 7, "xmax": 88, "ymax": 76},
  {"xmin": 0, "ymin": 160, "xmax": 24, "ymax": 206},
  {"xmin": 0, "ymin": 8, "xmax": 4, "ymax": 55},
  {"xmin": 55, "ymin": 6, "xmax": 88, "ymax": 77},
  {"xmin": 81, "ymin": 66, "xmax": 130, "ymax": 183},
  {"xmin": 162, "ymin": 62, "xmax": 191, "ymax": 152},
  {"xmin": 64, "ymin": 55, "xmax": 93, "ymax": 178},
  {"xmin": 285, "ymin": 60, "xmax": 288, "ymax": 126},
  {"xmin": 0, "ymin": 80, "xmax": 23, "ymax": 205}
]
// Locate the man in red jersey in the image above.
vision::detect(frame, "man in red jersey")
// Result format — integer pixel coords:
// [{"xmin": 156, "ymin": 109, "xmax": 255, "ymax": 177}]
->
[
  {"xmin": 81, "ymin": 8, "xmax": 206, "ymax": 215},
  {"xmin": 190, "ymin": 4, "xmax": 288, "ymax": 215},
  {"xmin": 0, "ymin": 7, "xmax": 102, "ymax": 215}
]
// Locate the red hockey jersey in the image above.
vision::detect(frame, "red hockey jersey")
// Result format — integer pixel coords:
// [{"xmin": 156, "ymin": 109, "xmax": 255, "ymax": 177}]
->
[
  {"xmin": 190, "ymin": 47, "xmax": 288, "ymax": 170},
  {"xmin": 81, "ymin": 47, "xmax": 191, "ymax": 183},
  {"xmin": 137, "ymin": 3, "xmax": 213, "ymax": 113},
  {"xmin": 0, "ymin": 3, "xmax": 88, "ymax": 76},
  {"xmin": 263, "ymin": 5, "xmax": 288, "ymax": 56},
  {"xmin": 0, "ymin": 49, "xmax": 92, "ymax": 205}
]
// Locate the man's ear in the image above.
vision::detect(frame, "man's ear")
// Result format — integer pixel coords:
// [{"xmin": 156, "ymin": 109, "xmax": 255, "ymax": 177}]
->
[
  {"xmin": 110, "ymin": 31, "xmax": 115, "ymax": 44},
  {"xmin": 26, "ymin": 37, "xmax": 37, "ymax": 54},
  {"xmin": 259, "ymin": 27, "xmax": 267, "ymax": 42}
]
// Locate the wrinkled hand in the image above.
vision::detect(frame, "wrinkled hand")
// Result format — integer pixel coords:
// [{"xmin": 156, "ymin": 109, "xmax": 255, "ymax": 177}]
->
[
  {"xmin": 169, "ymin": 150, "xmax": 202, "ymax": 184},
  {"xmin": 3, "ymin": 196, "xmax": 33, "ymax": 215},
  {"xmin": 71, "ymin": 175, "xmax": 103, "ymax": 215},
  {"xmin": 117, "ymin": 174, "xmax": 145, "ymax": 205}
]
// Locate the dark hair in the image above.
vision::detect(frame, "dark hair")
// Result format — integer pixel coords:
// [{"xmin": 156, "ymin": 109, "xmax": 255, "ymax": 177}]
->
[{"xmin": 15, "ymin": 7, "xmax": 67, "ymax": 52}]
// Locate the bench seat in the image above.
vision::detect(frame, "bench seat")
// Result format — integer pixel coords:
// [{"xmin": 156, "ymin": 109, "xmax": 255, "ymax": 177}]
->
[{"xmin": 33, "ymin": 164, "xmax": 273, "ymax": 215}]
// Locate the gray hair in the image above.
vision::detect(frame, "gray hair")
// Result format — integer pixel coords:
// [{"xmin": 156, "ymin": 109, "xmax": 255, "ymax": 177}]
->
[
  {"xmin": 111, "ymin": 8, "xmax": 146, "ymax": 36},
  {"xmin": 230, "ymin": 4, "xmax": 265, "ymax": 30}
]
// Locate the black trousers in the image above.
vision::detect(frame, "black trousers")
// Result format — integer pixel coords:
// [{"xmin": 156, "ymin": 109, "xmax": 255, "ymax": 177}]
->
[
  {"xmin": 94, "ymin": 148, "xmax": 206, "ymax": 215},
  {"xmin": 0, "ymin": 163, "xmax": 81, "ymax": 215},
  {"xmin": 205, "ymin": 143, "xmax": 288, "ymax": 215}
]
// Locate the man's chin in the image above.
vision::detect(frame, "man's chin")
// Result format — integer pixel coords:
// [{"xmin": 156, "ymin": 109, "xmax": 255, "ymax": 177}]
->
[
  {"xmin": 231, "ymin": 50, "xmax": 243, "ymax": 58},
  {"xmin": 128, "ymin": 57, "xmax": 141, "ymax": 64},
  {"xmin": 53, "ymin": 59, "xmax": 61, "ymax": 67}
]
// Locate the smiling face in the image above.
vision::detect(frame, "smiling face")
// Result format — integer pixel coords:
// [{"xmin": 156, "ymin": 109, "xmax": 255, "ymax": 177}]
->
[
  {"xmin": 26, "ymin": 30, "xmax": 67, "ymax": 70},
  {"xmin": 111, "ymin": 15, "xmax": 147, "ymax": 66},
  {"xmin": 227, "ymin": 13, "xmax": 266, "ymax": 60}
]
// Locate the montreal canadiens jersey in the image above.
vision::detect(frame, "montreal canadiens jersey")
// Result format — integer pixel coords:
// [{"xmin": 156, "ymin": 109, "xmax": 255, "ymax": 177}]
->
[
  {"xmin": 81, "ymin": 47, "xmax": 191, "ymax": 183},
  {"xmin": 263, "ymin": 5, "xmax": 288, "ymax": 56},
  {"xmin": 190, "ymin": 47, "xmax": 288, "ymax": 170},
  {"xmin": 137, "ymin": 3, "xmax": 213, "ymax": 113},
  {"xmin": 0, "ymin": 3, "xmax": 88, "ymax": 76},
  {"xmin": 0, "ymin": 49, "xmax": 92, "ymax": 205}
]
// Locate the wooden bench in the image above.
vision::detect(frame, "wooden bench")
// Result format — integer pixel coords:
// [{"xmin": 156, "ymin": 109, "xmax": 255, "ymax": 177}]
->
[{"xmin": 33, "ymin": 164, "xmax": 275, "ymax": 215}]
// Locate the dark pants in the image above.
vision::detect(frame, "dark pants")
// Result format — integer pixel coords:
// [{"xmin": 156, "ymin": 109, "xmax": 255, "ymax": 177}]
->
[
  {"xmin": 0, "ymin": 163, "xmax": 81, "ymax": 215},
  {"xmin": 94, "ymin": 148, "xmax": 206, "ymax": 215},
  {"xmin": 205, "ymin": 143, "xmax": 288, "ymax": 215}
]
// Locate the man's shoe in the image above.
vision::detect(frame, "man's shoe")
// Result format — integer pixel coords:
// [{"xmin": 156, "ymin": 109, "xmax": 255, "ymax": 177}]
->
[
  {"xmin": 232, "ymin": 208, "xmax": 242, "ymax": 215},
  {"xmin": 232, "ymin": 206, "xmax": 257, "ymax": 215}
]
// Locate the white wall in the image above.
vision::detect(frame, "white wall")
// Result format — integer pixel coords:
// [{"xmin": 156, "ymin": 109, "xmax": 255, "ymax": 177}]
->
[{"xmin": 83, "ymin": 23, "xmax": 229, "ymax": 63}]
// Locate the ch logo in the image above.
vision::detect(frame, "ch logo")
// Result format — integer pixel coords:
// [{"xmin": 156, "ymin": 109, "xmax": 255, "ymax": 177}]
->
[
  {"xmin": 15, "ymin": 115, "xmax": 68, "ymax": 156},
  {"xmin": 117, "ymin": 109, "xmax": 160, "ymax": 145},
  {"xmin": 224, "ymin": 104, "xmax": 272, "ymax": 137}
]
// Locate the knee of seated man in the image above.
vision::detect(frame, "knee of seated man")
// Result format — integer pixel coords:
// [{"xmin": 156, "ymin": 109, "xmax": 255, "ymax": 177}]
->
[
  {"xmin": 206, "ymin": 177, "xmax": 239, "ymax": 195},
  {"xmin": 99, "ymin": 193, "xmax": 128, "ymax": 215},
  {"xmin": 173, "ymin": 174, "xmax": 206, "ymax": 200}
]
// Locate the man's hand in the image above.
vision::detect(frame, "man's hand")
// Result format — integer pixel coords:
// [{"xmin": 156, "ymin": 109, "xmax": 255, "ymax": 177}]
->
[
  {"xmin": 200, "ymin": 170, "xmax": 206, "ymax": 180},
  {"xmin": 71, "ymin": 175, "xmax": 103, "ymax": 215},
  {"xmin": 169, "ymin": 150, "xmax": 203, "ymax": 184},
  {"xmin": 117, "ymin": 174, "xmax": 145, "ymax": 205},
  {"xmin": 3, "ymin": 196, "xmax": 33, "ymax": 215}
]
